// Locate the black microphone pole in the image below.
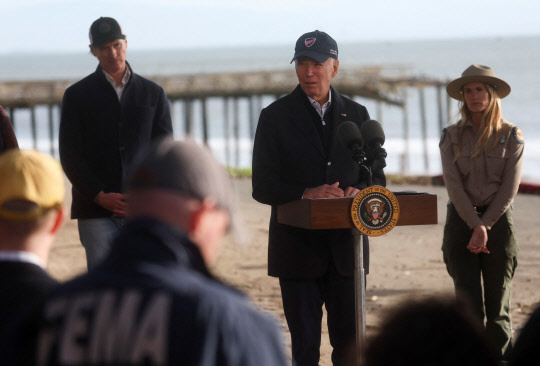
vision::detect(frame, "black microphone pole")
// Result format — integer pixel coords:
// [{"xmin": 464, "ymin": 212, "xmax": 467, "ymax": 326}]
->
[
  {"xmin": 337, "ymin": 121, "xmax": 369, "ymax": 362},
  {"xmin": 339, "ymin": 120, "xmax": 388, "ymax": 364},
  {"xmin": 353, "ymin": 150, "xmax": 371, "ymax": 188}
]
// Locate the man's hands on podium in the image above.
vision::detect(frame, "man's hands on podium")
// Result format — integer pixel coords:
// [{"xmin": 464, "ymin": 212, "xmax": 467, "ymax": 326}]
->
[
  {"xmin": 95, "ymin": 192, "xmax": 127, "ymax": 217},
  {"xmin": 303, "ymin": 182, "xmax": 359, "ymax": 199}
]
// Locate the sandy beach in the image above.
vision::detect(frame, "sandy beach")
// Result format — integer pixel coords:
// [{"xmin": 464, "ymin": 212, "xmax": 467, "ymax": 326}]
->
[{"xmin": 47, "ymin": 178, "xmax": 540, "ymax": 365}]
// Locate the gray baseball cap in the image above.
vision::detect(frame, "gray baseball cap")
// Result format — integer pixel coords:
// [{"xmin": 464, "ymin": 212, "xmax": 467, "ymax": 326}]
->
[{"xmin": 128, "ymin": 138, "xmax": 239, "ymax": 235}]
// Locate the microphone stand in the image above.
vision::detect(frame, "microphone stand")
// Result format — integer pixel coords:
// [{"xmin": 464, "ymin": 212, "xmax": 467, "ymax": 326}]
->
[
  {"xmin": 352, "ymin": 147, "xmax": 372, "ymax": 187},
  {"xmin": 352, "ymin": 149, "xmax": 371, "ymax": 366}
]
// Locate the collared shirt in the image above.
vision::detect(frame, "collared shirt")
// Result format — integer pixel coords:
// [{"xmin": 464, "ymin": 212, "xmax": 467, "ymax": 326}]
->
[
  {"xmin": 301, "ymin": 89, "xmax": 332, "ymax": 199},
  {"xmin": 307, "ymin": 89, "xmax": 332, "ymax": 125},
  {"xmin": 439, "ymin": 118, "xmax": 524, "ymax": 229},
  {"xmin": 103, "ymin": 65, "xmax": 131, "ymax": 101},
  {"xmin": 0, "ymin": 250, "xmax": 45, "ymax": 268}
]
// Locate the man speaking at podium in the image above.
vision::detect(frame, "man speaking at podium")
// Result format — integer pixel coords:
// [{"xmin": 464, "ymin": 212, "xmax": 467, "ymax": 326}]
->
[{"xmin": 252, "ymin": 30, "xmax": 386, "ymax": 365}]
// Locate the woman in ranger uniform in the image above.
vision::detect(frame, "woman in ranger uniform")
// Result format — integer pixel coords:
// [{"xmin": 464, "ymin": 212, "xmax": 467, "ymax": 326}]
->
[{"xmin": 440, "ymin": 64, "xmax": 524, "ymax": 362}]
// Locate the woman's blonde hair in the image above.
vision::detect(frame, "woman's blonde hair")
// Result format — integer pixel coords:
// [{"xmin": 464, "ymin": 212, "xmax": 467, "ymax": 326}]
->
[{"xmin": 455, "ymin": 83, "xmax": 502, "ymax": 161}]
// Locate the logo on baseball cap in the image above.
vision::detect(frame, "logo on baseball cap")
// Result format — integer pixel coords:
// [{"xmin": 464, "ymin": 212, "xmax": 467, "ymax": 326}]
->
[
  {"xmin": 305, "ymin": 38, "xmax": 316, "ymax": 47},
  {"xmin": 291, "ymin": 30, "xmax": 338, "ymax": 64}
]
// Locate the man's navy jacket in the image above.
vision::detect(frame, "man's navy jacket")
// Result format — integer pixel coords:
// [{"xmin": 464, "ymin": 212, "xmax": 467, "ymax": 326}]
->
[
  {"xmin": 252, "ymin": 85, "xmax": 386, "ymax": 279},
  {"xmin": 35, "ymin": 219, "xmax": 288, "ymax": 365},
  {"xmin": 59, "ymin": 63, "xmax": 173, "ymax": 219}
]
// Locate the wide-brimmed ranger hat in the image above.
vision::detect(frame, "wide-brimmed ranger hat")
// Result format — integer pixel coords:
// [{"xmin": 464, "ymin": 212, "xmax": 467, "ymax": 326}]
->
[
  {"xmin": 0, "ymin": 150, "xmax": 64, "ymax": 221},
  {"xmin": 446, "ymin": 64, "xmax": 511, "ymax": 101},
  {"xmin": 291, "ymin": 30, "xmax": 338, "ymax": 64}
]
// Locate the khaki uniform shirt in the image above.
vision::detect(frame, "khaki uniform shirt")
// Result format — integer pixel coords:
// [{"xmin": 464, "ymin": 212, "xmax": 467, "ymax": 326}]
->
[{"xmin": 439, "ymin": 119, "xmax": 524, "ymax": 230}]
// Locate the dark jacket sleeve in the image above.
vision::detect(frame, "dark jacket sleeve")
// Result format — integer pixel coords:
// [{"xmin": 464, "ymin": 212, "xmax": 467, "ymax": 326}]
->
[
  {"xmin": 151, "ymin": 88, "xmax": 173, "ymax": 138},
  {"xmin": 252, "ymin": 107, "xmax": 307, "ymax": 206},
  {"xmin": 59, "ymin": 88, "xmax": 105, "ymax": 201},
  {"xmin": 223, "ymin": 308, "xmax": 288, "ymax": 366},
  {"xmin": 199, "ymin": 287, "xmax": 289, "ymax": 366}
]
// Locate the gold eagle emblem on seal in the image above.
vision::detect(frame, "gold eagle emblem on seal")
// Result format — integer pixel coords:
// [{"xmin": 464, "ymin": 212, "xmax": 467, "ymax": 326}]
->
[{"xmin": 351, "ymin": 186, "xmax": 400, "ymax": 236}]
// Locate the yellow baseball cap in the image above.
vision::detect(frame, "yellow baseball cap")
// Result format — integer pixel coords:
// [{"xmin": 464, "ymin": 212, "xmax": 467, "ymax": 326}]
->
[{"xmin": 0, "ymin": 150, "xmax": 64, "ymax": 221}]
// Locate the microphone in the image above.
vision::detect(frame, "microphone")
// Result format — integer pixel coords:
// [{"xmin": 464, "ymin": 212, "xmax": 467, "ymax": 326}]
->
[
  {"xmin": 338, "ymin": 121, "xmax": 371, "ymax": 185},
  {"xmin": 361, "ymin": 119, "xmax": 385, "ymax": 148},
  {"xmin": 337, "ymin": 121, "xmax": 364, "ymax": 162},
  {"xmin": 360, "ymin": 119, "xmax": 387, "ymax": 171}
]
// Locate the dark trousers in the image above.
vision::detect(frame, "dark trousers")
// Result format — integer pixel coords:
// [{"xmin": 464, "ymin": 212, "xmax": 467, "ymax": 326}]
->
[
  {"xmin": 442, "ymin": 202, "xmax": 517, "ymax": 361},
  {"xmin": 279, "ymin": 260, "xmax": 356, "ymax": 366}
]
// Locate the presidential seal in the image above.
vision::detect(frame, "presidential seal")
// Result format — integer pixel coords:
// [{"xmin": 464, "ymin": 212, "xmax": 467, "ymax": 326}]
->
[{"xmin": 351, "ymin": 186, "xmax": 400, "ymax": 236}]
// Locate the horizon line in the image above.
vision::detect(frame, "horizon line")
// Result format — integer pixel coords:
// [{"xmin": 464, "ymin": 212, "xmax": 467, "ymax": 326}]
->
[{"xmin": 1, "ymin": 33, "xmax": 539, "ymax": 56}]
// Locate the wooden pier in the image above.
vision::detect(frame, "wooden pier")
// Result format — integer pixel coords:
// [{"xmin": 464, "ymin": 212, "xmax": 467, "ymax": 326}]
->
[{"xmin": 0, "ymin": 67, "xmax": 450, "ymax": 172}]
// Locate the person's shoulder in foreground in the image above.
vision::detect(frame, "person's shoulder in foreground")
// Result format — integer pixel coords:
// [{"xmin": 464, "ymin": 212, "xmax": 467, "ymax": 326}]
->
[
  {"xmin": 509, "ymin": 304, "xmax": 540, "ymax": 366},
  {"xmin": 0, "ymin": 149, "xmax": 64, "ymax": 308},
  {"xmin": 35, "ymin": 138, "xmax": 287, "ymax": 366}
]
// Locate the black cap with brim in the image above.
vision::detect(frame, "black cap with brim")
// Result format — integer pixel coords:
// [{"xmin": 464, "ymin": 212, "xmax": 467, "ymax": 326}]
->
[
  {"xmin": 290, "ymin": 50, "xmax": 330, "ymax": 64},
  {"xmin": 89, "ymin": 17, "xmax": 126, "ymax": 47},
  {"xmin": 290, "ymin": 30, "xmax": 338, "ymax": 64}
]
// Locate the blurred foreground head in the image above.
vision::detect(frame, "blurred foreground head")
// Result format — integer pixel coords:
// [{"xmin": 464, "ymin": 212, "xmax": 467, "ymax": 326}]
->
[
  {"xmin": 127, "ymin": 138, "xmax": 237, "ymax": 264},
  {"xmin": 364, "ymin": 295, "xmax": 498, "ymax": 366},
  {"xmin": 0, "ymin": 150, "xmax": 64, "ymax": 261},
  {"xmin": 510, "ymin": 303, "xmax": 540, "ymax": 366}
]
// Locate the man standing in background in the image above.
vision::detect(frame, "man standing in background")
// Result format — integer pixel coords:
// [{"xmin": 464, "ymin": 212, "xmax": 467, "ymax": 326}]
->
[
  {"xmin": 252, "ymin": 30, "xmax": 386, "ymax": 365},
  {"xmin": 59, "ymin": 17, "xmax": 172, "ymax": 269}
]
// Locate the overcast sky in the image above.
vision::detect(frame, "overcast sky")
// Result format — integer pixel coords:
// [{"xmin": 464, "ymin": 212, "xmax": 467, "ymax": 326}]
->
[{"xmin": 1, "ymin": 0, "xmax": 539, "ymax": 53}]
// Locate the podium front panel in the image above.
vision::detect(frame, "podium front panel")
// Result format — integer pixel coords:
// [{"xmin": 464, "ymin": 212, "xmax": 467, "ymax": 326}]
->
[{"xmin": 277, "ymin": 193, "xmax": 437, "ymax": 229}]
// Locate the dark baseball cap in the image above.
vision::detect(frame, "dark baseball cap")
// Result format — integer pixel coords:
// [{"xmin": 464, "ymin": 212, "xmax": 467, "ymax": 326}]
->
[
  {"xmin": 291, "ymin": 30, "xmax": 338, "ymax": 64},
  {"xmin": 89, "ymin": 17, "xmax": 126, "ymax": 47}
]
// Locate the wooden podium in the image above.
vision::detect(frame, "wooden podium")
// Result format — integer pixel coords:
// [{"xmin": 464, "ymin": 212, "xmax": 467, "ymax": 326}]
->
[
  {"xmin": 277, "ymin": 191, "xmax": 437, "ymax": 364},
  {"xmin": 277, "ymin": 191, "xmax": 438, "ymax": 229}
]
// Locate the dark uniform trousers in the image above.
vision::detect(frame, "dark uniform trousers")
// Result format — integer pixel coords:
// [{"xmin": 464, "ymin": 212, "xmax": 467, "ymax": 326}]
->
[{"xmin": 442, "ymin": 202, "xmax": 517, "ymax": 360}]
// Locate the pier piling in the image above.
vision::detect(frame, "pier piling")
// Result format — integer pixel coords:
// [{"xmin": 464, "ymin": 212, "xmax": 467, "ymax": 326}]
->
[{"xmin": 0, "ymin": 68, "xmax": 448, "ymax": 174}]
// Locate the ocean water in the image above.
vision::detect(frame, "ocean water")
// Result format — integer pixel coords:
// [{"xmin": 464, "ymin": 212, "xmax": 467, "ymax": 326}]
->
[{"xmin": 1, "ymin": 36, "xmax": 539, "ymax": 181}]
